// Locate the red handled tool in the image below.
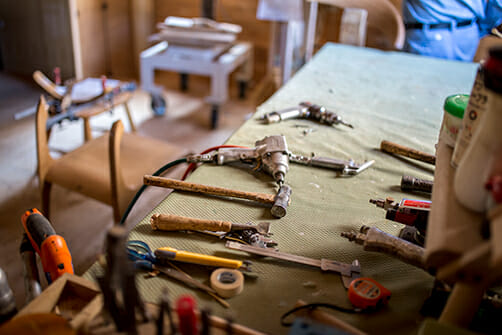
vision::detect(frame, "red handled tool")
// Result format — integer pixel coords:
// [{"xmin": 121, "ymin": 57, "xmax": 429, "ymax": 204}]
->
[
  {"xmin": 348, "ymin": 277, "xmax": 391, "ymax": 310},
  {"xmin": 21, "ymin": 208, "xmax": 74, "ymax": 283},
  {"xmin": 176, "ymin": 295, "xmax": 198, "ymax": 335}
]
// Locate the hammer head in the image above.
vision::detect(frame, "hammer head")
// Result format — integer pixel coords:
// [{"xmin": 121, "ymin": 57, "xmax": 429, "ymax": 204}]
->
[{"xmin": 271, "ymin": 184, "xmax": 292, "ymax": 218}]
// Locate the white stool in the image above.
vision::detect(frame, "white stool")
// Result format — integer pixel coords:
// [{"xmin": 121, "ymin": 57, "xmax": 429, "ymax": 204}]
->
[{"xmin": 140, "ymin": 41, "xmax": 253, "ymax": 128}]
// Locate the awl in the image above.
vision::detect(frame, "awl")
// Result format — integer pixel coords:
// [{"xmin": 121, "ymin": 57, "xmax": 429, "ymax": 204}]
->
[{"xmin": 225, "ymin": 241, "xmax": 360, "ymax": 288}]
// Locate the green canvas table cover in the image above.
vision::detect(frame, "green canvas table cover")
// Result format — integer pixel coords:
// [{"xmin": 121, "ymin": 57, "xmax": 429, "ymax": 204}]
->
[{"xmin": 86, "ymin": 43, "xmax": 477, "ymax": 334}]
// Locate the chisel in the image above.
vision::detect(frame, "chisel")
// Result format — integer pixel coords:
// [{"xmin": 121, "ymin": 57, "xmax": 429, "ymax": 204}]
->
[{"xmin": 150, "ymin": 213, "xmax": 271, "ymax": 235}]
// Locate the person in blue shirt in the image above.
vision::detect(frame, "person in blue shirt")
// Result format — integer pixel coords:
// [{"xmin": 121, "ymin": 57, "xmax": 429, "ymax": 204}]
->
[{"xmin": 403, "ymin": 0, "xmax": 502, "ymax": 61}]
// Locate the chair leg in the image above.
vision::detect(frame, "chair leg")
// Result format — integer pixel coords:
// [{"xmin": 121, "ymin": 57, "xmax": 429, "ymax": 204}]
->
[
  {"xmin": 41, "ymin": 181, "xmax": 52, "ymax": 219},
  {"xmin": 112, "ymin": 205, "xmax": 122, "ymax": 224},
  {"xmin": 124, "ymin": 103, "xmax": 136, "ymax": 132}
]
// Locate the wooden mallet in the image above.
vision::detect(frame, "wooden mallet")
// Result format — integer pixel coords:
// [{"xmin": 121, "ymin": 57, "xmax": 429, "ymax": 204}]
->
[{"xmin": 143, "ymin": 175, "xmax": 291, "ymax": 218}]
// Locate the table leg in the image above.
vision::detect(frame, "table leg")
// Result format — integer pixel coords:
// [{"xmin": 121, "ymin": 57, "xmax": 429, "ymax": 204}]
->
[
  {"xmin": 211, "ymin": 105, "xmax": 219, "ymax": 129},
  {"xmin": 83, "ymin": 117, "xmax": 92, "ymax": 142},
  {"xmin": 180, "ymin": 73, "xmax": 189, "ymax": 92},
  {"xmin": 208, "ymin": 69, "xmax": 227, "ymax": 129},
  {"xmin": 238, "ymin": 81, "xmax": 247, "ymax": 99},
  {"xmin": 235, "ymin": 47, "xmax": 254, "ymax": 100},
  {"xmin": 305, "ymin": 2, "xmax": 319, "ymax": 63},
  {"xmin": 280, "ymin": 22, "xmax": 295, "ymax": 85}
]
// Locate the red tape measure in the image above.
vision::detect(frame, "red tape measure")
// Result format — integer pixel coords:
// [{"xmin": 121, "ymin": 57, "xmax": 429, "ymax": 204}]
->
[{"xmin": 348, "ymin": 277, "xmax": 391, "ymax": 309}]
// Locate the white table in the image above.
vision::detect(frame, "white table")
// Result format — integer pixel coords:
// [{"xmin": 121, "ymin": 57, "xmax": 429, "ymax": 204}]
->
[{"xmin": 140, "ymin": 41, "xmax": 253, "ymax": 128}]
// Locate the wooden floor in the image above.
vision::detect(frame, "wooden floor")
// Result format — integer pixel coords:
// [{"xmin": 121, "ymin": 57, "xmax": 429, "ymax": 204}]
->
[{"xmin": 0, "ymin": 72, "xmax": 263, "ymax": 308}]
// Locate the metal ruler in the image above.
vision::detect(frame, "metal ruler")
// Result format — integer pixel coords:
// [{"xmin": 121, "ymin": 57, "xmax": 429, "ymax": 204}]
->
[{"xmin": 225, "ymin": 241, "xmax": 360, "ymax": 288}]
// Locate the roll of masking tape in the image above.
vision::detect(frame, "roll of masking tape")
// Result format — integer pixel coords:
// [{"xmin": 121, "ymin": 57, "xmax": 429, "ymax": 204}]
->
[{"xmin": 210, "ymin": 268, "xmax": 244, "ymax": 298}]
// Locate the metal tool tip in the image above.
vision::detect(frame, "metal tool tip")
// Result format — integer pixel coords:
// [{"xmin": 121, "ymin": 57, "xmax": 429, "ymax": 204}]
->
[{"xmin": 340, "ymin": 231, "xmax": 355, "ymax": 240}]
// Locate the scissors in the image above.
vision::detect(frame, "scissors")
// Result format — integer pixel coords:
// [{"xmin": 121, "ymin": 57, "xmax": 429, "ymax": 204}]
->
[
  {"xmin": 126, "ymin": 240, "xmax": 231, "ymax": 307},
  {"xmin": 126, "ymin": 240, "xmax": 158, "ymax": 270}
]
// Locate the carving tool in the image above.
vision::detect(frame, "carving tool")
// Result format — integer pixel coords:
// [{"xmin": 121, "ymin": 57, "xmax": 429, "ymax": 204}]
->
[
  {"xmin": 150, "ymin": 214, "xmax": 271, "ymax": 235},
  {"xmin": 400, "ymin": 175, "xmax": 433, "ymax": 194},
  {"xmin": 341, "ymin": 226, "xmax": 426, "ymax": 270},
  {"xmin": 380, "ymin": 140, "xmax": 436, "ymax": 165}
]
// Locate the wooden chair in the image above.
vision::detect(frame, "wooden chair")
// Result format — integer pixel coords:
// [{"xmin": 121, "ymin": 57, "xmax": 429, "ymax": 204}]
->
[
  {"xmin": 36, "ymin": 95, "xmax": 184, "ymax": 222},
  {"xmin": 305, "ymin": 0, "xmax": 405, "ymax": 62}
]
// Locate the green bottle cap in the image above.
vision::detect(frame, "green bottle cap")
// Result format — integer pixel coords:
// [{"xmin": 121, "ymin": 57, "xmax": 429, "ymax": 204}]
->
[{"xmin": 444, "ymin": 94, "xmax": 469, "ymax": 118}]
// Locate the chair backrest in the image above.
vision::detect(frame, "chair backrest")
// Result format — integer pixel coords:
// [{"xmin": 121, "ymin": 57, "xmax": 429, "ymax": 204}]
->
[
  {"xmin": 109, "ymin": 119, "xmax": 127, "ymax": 222},
  {"xmin": 35, "ymin": 96, "xmax": 54, "ymax": 187},
  {"xmin": 339, "ymin": 8, "xmax": 368, "ymax": 47},
  {"xmin": 307, "ymin": 0, "xmax": 405, "ymax": 54},
  {"xmin": 33, "ymin": 71, "xmax": 65, "ymax": 100}
]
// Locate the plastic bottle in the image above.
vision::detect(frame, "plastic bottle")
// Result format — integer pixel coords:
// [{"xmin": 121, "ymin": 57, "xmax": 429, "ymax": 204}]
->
[
  {"xmin": 451, "ymin": 64, "xmax": 489, "ymax": 168},
  {"xmin": 439, "ymin": 94, "xmax": 469, "ymax": 148},
  {"xmin": 454, "ymin": 47, "xmax": 502, "ymax": 212}
]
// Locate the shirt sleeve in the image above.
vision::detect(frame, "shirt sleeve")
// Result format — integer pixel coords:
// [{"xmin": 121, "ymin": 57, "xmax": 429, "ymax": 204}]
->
[{"xmin": 480, "ymin": 0, "xmax": 502, "ymax": 35}]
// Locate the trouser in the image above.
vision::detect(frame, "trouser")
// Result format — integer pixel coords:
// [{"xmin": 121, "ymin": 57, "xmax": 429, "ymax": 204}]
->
[{"xmin": 404, "ymin": 24, "xmax": 481, "ymax": 61}]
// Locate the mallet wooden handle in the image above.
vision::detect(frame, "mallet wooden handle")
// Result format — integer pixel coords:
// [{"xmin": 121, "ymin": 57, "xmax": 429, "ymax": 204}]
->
[
  {"xmin": 151, "ymin": 213, "xmax": 233, "ymax": 232},
  {"xmin": 380, "ymin": 140, "xmax": 436, "ymax": 165},
  {"xmin": 144, "ymin": 175, "xmax": 275, "ymax": 204}
]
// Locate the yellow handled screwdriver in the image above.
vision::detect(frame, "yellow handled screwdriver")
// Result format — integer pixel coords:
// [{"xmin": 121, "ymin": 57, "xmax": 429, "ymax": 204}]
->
[{"xmin": 154, "ymin": 247, "xmax": 252, "ymax": 271}]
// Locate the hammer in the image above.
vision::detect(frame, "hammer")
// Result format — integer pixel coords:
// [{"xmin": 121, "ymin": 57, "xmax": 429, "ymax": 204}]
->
[{"xmin": 143, "ymin": 175, "xmax": 291, "ymax": 218}]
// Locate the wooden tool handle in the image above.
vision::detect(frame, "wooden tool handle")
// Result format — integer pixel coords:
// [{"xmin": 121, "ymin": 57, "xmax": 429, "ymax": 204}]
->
[
  {"xmin": 363, "ymin": 227, "xmax": 426, "ymax": 270},
  {"xmin": 380, "ymin": 140, "xmax": 436, "ymax": 165},
  {"xmin": 151, "ymin": 213, "xmax": 232, "ymax": 232},
  {"xmin": 144, "ymin": 175, "xmax": 275, "ymax": 204},
  {"xmin": 293, "ymin": 300, "xmax": 367, "ymax": 335}
]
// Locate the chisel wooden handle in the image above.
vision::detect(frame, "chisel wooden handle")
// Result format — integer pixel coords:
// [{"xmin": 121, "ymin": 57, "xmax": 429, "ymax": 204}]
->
[
  {"xmin": 144, "ymin": 175, "xmax": 275, "ymax": 203},
  {"xmin": 151, "ymin": 213, "xmax": 232, "ymax": 232},
  {"xmin": 380, "ymin": 140, "xmax": 436, "ymax": 165}
]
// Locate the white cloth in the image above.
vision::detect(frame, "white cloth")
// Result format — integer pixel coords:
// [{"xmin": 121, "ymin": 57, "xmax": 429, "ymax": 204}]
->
[{"xmin": 256, "ymin": 0, "xmax": 303, "ymax": 22}]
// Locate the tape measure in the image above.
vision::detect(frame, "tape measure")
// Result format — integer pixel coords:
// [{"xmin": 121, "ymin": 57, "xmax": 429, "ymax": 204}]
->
[{"xmin": 348, "ymin": 277, "xmax": 391, "ymax": 309}]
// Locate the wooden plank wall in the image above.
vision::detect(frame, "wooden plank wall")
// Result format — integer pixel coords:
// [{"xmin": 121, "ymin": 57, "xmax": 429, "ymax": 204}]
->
[
  {"xmin": 76, "ymin": 0, "xmax": 107, "ymax": 77},
  {"xmin": 0, "ymin": 0, "xmax": 75, "ymax": 78}
]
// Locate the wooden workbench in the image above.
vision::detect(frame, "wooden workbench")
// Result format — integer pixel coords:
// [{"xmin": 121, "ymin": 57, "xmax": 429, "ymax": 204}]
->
[{"xmin": 86, "ymin": 43, "xmax": 478, "ymax": 334}]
